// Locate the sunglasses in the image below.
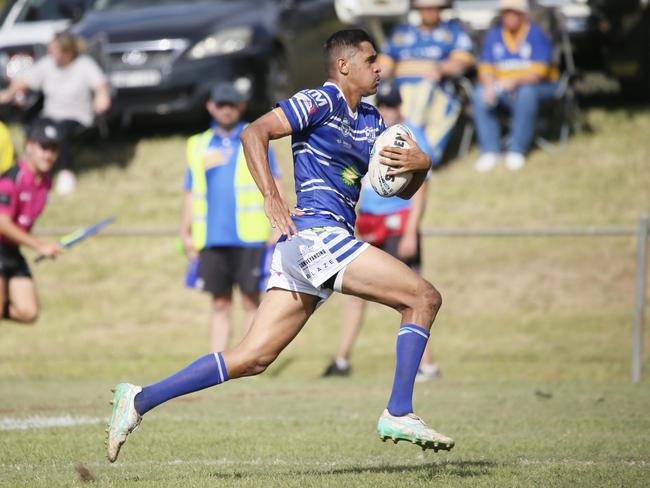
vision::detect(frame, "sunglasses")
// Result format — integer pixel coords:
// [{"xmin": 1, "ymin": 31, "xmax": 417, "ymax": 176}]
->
[{"xmin": 214, "ymin": 101, "xmax": 238, "ymax": 108}]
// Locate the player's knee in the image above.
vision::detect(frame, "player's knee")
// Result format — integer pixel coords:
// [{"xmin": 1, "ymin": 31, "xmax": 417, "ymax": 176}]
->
[
  {"xmin": 212, "ymin": 297, "xmax": 231, "ymax": 313},
  {"xmin": 416, "ymin": 280, "xmax": 442, "ymax": 316},
  {"xmin": 238, "ymin": 351, "xmax": 278, "ymax": 376},
  {"xmin": 16, "ymin": 308, "xmax": 38, "ymax": 324}
]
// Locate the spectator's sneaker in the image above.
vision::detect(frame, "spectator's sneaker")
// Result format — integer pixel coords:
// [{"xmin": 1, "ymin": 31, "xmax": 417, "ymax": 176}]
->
[
  {"xmin": 474, "ymin": 153, "xmax": 499, "ymax": 173},
  {"xmin": 505, "ymin": 152, "xmax": 526, "ymax": 171},
  {"xmin": 415, "ymin": 363, "xmax": 441, "ymax": 383},
  {"xmin": 321, "ymin": 359, "xmax": 351, "ymax": 377},
  {"xmin": 106, "ymin": 383, "xmax": 142, "ymax": 463},
  {"xmin": 377, "ymin": 409, "xmax": 454, "ymax": 451},
  {"xmin": 55, "ymin": 169, "xmax": 77, "ymax": 195}
]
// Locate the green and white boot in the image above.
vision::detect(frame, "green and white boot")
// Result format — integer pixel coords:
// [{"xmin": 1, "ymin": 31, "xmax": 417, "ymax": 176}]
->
[
  {"xmin": 377, "ymin": 409, "xmax": 454, "ymax": 452},
  {"xmin": 106, "ymin": 383, "xmax": 142, "ymax": 463}
]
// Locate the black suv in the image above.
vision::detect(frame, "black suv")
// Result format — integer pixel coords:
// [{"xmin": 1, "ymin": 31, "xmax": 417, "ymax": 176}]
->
[{"xmin": 72, "ymin": 0, "xmax": 344, "ymax": 123}]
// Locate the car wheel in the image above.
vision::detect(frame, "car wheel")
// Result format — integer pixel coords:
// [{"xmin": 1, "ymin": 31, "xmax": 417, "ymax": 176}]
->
[{"xmin": 266, "ymin": 51, "xmax": 291, "ymax": 106}]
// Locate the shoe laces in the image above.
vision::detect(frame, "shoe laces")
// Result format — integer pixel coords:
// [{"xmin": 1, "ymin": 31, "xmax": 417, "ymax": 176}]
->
[{"xmin": 406, "ymin": 413, "xmax": 425, "ymax": 425}]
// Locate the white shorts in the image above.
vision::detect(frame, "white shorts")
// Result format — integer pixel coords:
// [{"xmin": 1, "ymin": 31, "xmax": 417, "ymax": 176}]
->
[{"xmin": 266, "ymin": 226, "xmax": 369, "ymax": 303}]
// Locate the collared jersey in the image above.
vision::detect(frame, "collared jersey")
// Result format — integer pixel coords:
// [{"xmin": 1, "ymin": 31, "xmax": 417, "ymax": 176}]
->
[
  {"xmin": 478, "ymin": 22, "xmax": 557, "ymax": 81},
  {"xmin": 358, "ymin": 123, "xmax": 430, "ymax": 215},
  {"xmin": 382, "ymin": 21, "xmax": 473, "ymax": 82},
  {"xmin": 277, "ymin": 82, "xmax": 385, "ymax": 233},
  {"xmin": 0, "ymin": 160, "xmax": 51, "ymax": 247},
  {"xmin": 184, "ymin": 121, "xmax": 280, "ymax": 247}
]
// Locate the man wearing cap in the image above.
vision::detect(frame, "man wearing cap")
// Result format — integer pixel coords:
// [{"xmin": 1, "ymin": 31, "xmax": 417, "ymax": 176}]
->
[
  {"xmin": 378, "ymin": 0, "xmax": 474, "ymax": 164},
  {"xmin": 0, "ymin": 119, "xmax": 62, "ymax": 325},
  {"xmin": 473, "ymin": 0, "xmax": 559, "ymax": 172},
  {"xmin": 322, "ymin": 82, "xmax": 440, "ymax": 382},
  {"xmin": 180, "ymin": 81, "xmax": 281, "ymax": 352}
]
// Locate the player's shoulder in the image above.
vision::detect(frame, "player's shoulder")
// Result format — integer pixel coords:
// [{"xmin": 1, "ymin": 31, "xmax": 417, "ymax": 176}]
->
[
  {"xmin": 292, "ymin": 84, "xmax": 337, "ymax": 113},
  {"xmin": 0, "ymin": 164, "xmax": 20, "ymax": 193},
  {"xmin": 358, "ymin": 100, "xmax": 381, "ymax": 120},
  {"xmin": 0, "ymin": 164, "xmax": 20, "ymax": 183}
]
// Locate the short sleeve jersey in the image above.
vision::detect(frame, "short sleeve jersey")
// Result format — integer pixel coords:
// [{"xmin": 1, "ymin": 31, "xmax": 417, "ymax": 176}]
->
[
  {"xmin": 277, "ymin": 82, "xmax": 385, "ymax": 233},
  {"xmin": 382, "ymin": 21, "xmax": 473, "ymax": 82},
  {"xmin": 0, "ymin": 161, "xmax": 51, "ymax": 247},
  {"xmin": 478, "ymin": 23, "xmax": 555, "ymax": 81},
  {"xmin": 183, "ymin": 122, "xmax": 280, "ymax": 247},
  {"xmin": 22, "ymin": 55, "xmax": 106, "ymax": 126}
]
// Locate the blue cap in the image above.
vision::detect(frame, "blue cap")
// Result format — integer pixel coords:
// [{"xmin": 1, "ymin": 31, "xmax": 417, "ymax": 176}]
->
[
  {"xmin": 211, "ymin": 81, "xmax": 246, "ymax": 104},
  {"xmin": 376, "ymin": 82, "xmax": 402, "ymax": 107}
]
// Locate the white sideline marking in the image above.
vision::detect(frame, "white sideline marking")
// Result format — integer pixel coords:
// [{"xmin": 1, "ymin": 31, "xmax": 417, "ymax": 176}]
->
[
  {"xmin": 2, "ymin": 458, "xmax": 648, "ymax": 470},
  {"xmin": 0, "ymin": 415, "xmax": 103, "ymax": 431}
]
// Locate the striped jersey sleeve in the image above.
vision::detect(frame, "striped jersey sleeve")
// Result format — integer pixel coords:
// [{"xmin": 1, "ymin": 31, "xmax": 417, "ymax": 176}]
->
[{"xmin": 277, "ymin": 88, "xmax": 335, "ymax": 133}]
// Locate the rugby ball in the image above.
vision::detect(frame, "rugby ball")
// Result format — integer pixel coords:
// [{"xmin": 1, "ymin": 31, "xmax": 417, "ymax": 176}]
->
[{"xmin": 368, "ymin": 124, "xmax": 414, "ymax": 197}]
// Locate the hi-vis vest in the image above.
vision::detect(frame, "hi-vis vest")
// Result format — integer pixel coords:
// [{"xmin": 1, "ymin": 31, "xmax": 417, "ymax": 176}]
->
[{"xmin": 186, "ymin": 127, "xmax": 269, "ymax": 250}]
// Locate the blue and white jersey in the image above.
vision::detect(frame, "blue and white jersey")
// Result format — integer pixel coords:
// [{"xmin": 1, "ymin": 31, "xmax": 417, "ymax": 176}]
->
[{"xmin": 277, "ymin": 82, "xmax": 385, "ymax": 233}]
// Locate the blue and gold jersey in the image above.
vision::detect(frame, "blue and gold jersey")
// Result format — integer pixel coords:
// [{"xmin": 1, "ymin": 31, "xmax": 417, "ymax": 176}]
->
[
  {"xmin": 380, "ymin": 21, "xmax": 473, "ymax": 81},
  {"xmin": 277, "ymin": 82, "xmax": 385, "ymax": 233},
  {"xmin": 478, "ymin": 22, "xmax": 557, "ymax": 81}
]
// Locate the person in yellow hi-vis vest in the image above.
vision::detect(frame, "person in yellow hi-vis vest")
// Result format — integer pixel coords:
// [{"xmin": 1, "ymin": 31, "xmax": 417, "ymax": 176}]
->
[
  {"xmin": 0, "ymin": 121, "xmax": 15, "ymax": 173},
  {"xmin": 180, "ymin": 82, "xmax": 281, "ymax": 353}
]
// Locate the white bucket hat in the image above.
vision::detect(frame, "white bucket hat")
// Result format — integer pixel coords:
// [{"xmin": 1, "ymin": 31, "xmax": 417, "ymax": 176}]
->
[
  {"xmin": 412, "ymin": 0, "xmax": 452, "ymax": 9},
  {"xmin": 499, "ymin": 0, "xmax": 529, "ymax": 13}
]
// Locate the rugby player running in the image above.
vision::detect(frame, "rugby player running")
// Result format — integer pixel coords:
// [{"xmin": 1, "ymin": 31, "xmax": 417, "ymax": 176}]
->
[{"xmin": 106, "ymin": 29, "xmax": 454, "ymax": 462}]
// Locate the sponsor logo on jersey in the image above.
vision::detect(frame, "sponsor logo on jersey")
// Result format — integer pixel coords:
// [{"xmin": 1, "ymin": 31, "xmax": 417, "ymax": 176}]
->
[
  {"xmin": 340, "ymin": 118, "xmax": 352, "ymax": 137},
  {"xmin": 341, "ymin": 165, "xmax": 361, "ymax": 187}
]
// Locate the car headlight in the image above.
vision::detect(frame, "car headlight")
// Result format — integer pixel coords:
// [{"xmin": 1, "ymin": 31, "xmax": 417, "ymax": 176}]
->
[{"xmin": 188, "ymin": 27, "xmax": 253, "ymax": 60}]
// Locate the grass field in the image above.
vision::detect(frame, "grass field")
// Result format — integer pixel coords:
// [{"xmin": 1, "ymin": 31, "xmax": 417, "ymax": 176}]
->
[{"xmin": 0, "ymin": 107, "xmax": 649, "ymax": 486}]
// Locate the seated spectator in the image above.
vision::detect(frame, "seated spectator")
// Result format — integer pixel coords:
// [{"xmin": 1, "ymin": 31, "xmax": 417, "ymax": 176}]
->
[
  {"xmin": 472, "ymin": 0, "xmax": 559, "ymax": 172},
  {"xmin": 378, "ymin": 0, "xmax": 473, "ymax": 166},
  {"xmin": 0, "ymin": 32, "xmax": 111, "ymax": 194}
]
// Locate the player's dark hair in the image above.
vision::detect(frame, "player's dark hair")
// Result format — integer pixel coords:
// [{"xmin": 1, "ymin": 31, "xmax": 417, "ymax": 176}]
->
[{"xmin": 323, "ymin": 29, "xmax": 376, "ymax": 75}]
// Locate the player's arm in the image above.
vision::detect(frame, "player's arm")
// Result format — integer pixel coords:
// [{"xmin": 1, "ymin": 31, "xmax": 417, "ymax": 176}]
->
[
  {"xmin": 379, "ymin": 133, "xmax": 431, "ymax": 200},
  {"xmin": 0, "ymin": 215, "xmax": 61, "ymax": 258},
  {"xmin": 240, "ymin": 108, "xmax": 304, "ymax": 239},
  {"xmin": 93, "ymin": 82, "xmax": 111, "ymax": 115},
  {"xmin": 439, "ymin": 54, "xmax": 473, "ymax": 78},
  {"xmin": 0, "ymin": 79, "xmax": 28, "ymax": 104}
]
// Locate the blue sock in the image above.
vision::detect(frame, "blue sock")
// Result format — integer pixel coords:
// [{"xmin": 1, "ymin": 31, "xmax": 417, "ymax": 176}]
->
[
  {"xmin": 387, "ymin": 324, "xmax": 429, "ymax": 417},
  {"xmin": 134, "ymin": 353, "xmax": 229, "ymax": 416}
]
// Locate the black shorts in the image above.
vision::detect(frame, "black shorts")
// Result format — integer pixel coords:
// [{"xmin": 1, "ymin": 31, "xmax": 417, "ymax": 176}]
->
[
  {"xmin": 198, "ymin": 246, "xmax": 265, "ymax": 296},
  {"xmin": 0, "ymin": 245, "xmax": 32, "ymax": 280},
  {"xmin": 380, "ymin": 234, "xmax": 422, "ymax": 272}
]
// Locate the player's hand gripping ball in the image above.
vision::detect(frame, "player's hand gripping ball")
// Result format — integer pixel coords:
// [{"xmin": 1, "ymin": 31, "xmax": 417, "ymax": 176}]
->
[{"xmin": 368, "ymin": 124, "xmax": 415, "ymax": 197}]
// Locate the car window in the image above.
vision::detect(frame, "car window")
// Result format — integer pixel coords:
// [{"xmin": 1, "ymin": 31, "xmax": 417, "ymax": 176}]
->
[{"xmin": 15, "ymin": 0, "xmax": 71, "ymax": 22}]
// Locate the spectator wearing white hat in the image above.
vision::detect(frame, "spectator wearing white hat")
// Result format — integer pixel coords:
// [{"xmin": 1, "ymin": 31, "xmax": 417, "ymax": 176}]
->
[{"xmin": 473, "ymin": 0, "xmax": 559, "ymax": 172}]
